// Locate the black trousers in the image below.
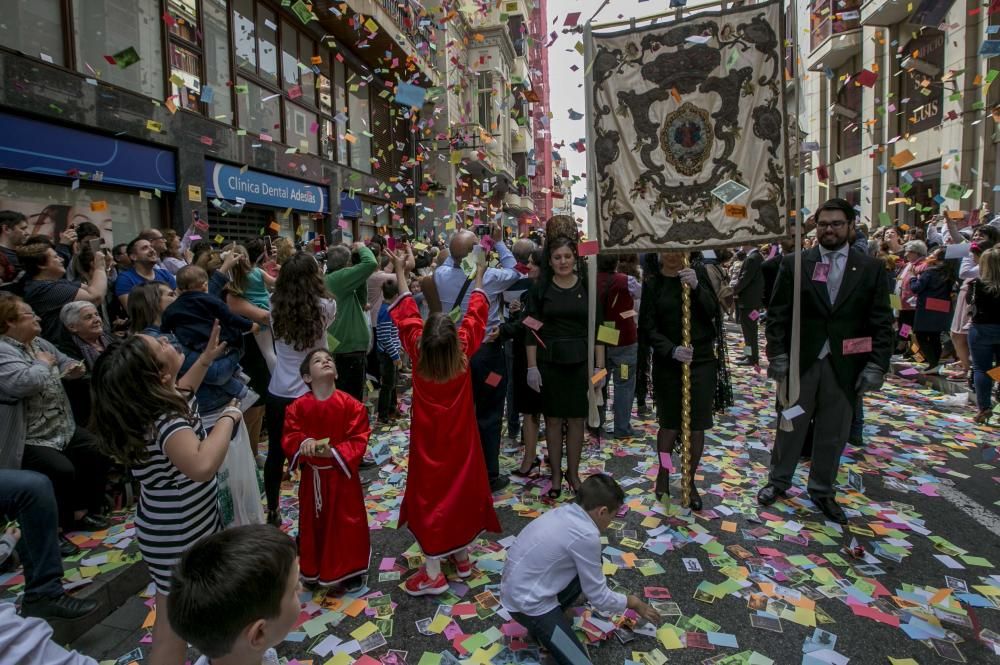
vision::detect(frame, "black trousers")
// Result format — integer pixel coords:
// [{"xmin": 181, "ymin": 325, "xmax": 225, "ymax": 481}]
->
[
  {"xmin": 377, "ymin": 351, "xmax": 398, "ymax": 419},
  {"xmin": 21, "ymin": 428, "xmax": 110, "ymax": 530},
  {"xmin": 738, "ymin": 306, "xmax": 760, "ymax": 362},
  {"xmin": 470, "ymin": 341, "xmax": 506, "ymax": 482},
  {"xmin": 636, "ymin": 338, "xmax": 651, "ymax": 409},
  {"xmin": 915, "ymin": 331, "xmax": 942, "ymax": 368},
  {"xmin": 264, "ymin": 394, "xmax": 295, "ymax": 512},
  {"xmin": 335, "ymin": 351, "xmax": 367, "ymax": 403}
]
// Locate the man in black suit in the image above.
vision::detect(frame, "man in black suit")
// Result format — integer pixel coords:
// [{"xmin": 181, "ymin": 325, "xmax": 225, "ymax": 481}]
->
[
  {"xmin": 733, "ymin": 244, "xmax": 764, "ymax": 365},
  {"xmin": 758, "ymin": 198, "xmax": 893, "ymax": 524}
]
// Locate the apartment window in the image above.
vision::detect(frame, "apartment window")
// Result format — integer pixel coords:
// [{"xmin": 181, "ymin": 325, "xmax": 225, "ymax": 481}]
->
[
  {"xmin": 478, "ymin": 72, "xmax": 494, "ymax": 131},
  {"xmin": 285, "ymin": 104, "xmax": 318, "ymax": 155},
  {"xmin": 203, "ymin": 0, "xmax": 233, "ymax": 123},
  {"xmin": 280, "ymin": 21, "xmax": 317, "ymax": 102},
  {"xmin": 832, "ymin": 63, "xmax": 862, "ymax": 161},
  {"xmin": 507, "ymin": 14, "xmax": 526, "ymax": 57},
  {"xmin": 0, "ymin": 1, "xmax": 65, "ymax": 65},
  {"xmin": 348, "ymin": 72, "xmax": 372, "ymax": 174},
  {"xmin": 73, "ymin": 0, "xmax": 163, "ymax": 98},
  {"xmin": 332, "ymin": 61, "xmax": 349, "ymax": 166},
  {"xmin": 237, "ymin": 78, "xmax": 281, "ymax": 137}
]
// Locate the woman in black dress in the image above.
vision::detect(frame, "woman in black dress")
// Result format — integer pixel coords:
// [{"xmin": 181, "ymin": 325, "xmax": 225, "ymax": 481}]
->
[
  {"xmin": 640, "ymin": 252, "xmax": 720, "ymax": 511},
  {"xmin": 524, "ymin": 236, "xmax": 605, "ymax": 498}
]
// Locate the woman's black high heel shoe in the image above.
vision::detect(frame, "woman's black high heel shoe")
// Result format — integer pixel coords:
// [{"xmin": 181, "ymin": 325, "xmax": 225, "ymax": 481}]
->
[
  {"xmin": 654, "ymin": 469, "xmax": 671, "ymax": 501},
  {"xmin": 685, "ymin": 484, "xmax": 702, "ymax": 511},
  {"xmin": 511, "ymin": 457, "xmax": 542, "ymax": 478}
]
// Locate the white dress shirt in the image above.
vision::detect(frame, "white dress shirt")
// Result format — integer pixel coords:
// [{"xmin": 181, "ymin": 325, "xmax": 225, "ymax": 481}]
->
[
  {"xmin": 433, "ymin": 241, "xmax": 523, "ymax": 342},
  {"xmin": 500, "ymin": 502, "xmax": 627, "ymax": 617}
]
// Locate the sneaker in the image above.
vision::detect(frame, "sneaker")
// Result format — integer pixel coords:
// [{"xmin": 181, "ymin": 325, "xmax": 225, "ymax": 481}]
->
[
  {"xmin": 21, "ymin": 593, "xmax": 98, "ymax": 620},
  {"xmin": 403, "ymin": 567, "xmax": 448, "ymax": 596},
  {"xmin": 451, "ymin": 555, "xmax": 473, "ymax": 579}
]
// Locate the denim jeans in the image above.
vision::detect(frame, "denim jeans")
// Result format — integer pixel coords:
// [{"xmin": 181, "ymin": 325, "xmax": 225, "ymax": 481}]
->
[
  {"xmin": 377, "ymin": 351, "xmax": 398, "ymax": 420},
  {"xmin": 0, "ymin": 470, "xmax": 64, "ymax": 601},
  {"xmin": 969, "ymin": 324, "xmax": 1000, "ymax": 411},
  {"xmin": 605, "ymin": 344, "xmax": 638, "ymax": 437},
  {"xmin": 510, "ymin": 576, "xmax": 588, "ymax": 665},
  {"xmin": 471, "ymin": 341, "xmax": 507, "ymax": 482}
]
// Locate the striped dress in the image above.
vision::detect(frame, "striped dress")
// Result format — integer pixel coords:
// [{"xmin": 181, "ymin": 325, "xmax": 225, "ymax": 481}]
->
[{"xmin": 134, "ymin": 395, "xmax": 221, "ymax": 594}]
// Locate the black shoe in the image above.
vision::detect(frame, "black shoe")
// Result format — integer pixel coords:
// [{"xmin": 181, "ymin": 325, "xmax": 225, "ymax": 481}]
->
[
  {"xmin": 359, "ymin": 456, "xmax": 377, "ymax": 469},
  {"xmin": 73, "ymin": 513, "xmax": 110, "ymax": 531},
  {"xmin": 21, "ymin": 594, "xmax": 98, "ymax": 620},
  {"xmin": 342, "ymin": 574, "xmax": 366, "ymax": 593},
  {"xmin": 636, "ymin": 405, "xmax": 650, "ymax": 417},
  {"xmin": 757, "ymin": 484, "xmax": 786, "ymax": 506},
  {"xmin": 511, "ymin": 457, "xmax": 541, "ymax": 478},
  {"xmin": 686, "ymin": 485, "xmax": 702, "ymax": 511},
  {"xmin": 811, "ymin": 495, "xmax": 847, "ymax": 524},
  {"xmin": 489, "ymin": 475, "xmax": 510, "ymax": 493},
  {"xmin": 59, "ymin": 536, "xmax": 80, "ymax": 557},
  {"xmin": 266, "ymin": 509, "xmax": 282, "ymax": 527},
  {"xmin": 737, "ymin": 358, "xmax": 758, "ymax": 366}
]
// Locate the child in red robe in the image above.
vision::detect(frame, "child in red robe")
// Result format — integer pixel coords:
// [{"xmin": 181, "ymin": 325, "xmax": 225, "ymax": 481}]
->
[
  {"xmin": 282, "ymin": 349, "xmax": 371, "ymax": 590},
  {"xmin": 387, "ymin": 249, "xmax": 502, "ymax": 596}
]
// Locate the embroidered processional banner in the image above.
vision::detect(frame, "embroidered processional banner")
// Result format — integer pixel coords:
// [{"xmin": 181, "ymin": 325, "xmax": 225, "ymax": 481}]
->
[{"xmin": 585, "ymin": 0, "xmax": 789, "ymax": 251}]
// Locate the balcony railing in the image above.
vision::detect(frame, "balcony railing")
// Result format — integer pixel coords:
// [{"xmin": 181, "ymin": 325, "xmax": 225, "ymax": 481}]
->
[
  {"xmin": 378, "ymin": 0, "xmax": 435, "ymax": 46},
  {"xmin": 810, "ymin": 0, "xmax": 861, "ymax": 52}
]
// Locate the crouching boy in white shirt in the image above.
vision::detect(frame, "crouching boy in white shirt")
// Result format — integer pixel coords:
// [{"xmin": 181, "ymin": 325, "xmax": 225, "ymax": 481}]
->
[{"xmin": 500, "ymin": 473, "xmax": 661, "ymax": 664}]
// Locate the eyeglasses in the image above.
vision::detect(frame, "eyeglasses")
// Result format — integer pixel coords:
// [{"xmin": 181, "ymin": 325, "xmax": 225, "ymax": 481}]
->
[{"xmin": 816, "ymin": 220, "xmax": 848, "ymax": 230}]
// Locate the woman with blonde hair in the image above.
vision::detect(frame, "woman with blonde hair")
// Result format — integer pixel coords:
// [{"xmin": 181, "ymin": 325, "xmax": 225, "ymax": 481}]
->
[{"xmin": 967, "ymin": 247, "xmax": 1000, "ymax": 424}]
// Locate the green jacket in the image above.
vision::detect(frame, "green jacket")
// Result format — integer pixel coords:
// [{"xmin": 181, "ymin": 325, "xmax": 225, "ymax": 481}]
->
[{"xmin": 325, "ymin": 246, "xmax": 377, "ymax": 353}]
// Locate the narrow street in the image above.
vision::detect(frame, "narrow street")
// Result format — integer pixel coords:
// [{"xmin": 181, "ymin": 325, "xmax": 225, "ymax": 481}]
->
[{"xmin": 57, "ymin": 329, "xmax": 1000, "ymax": 664}]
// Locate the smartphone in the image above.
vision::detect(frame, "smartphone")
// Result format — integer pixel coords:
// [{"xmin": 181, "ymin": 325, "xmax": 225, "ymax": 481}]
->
[
  {"xmin": 264, "ymin": 236, "xmax": 274, "ymax": 256},
  {"xmin": 474, "ymin": 224, "xmax": 490, "ymax": 237},
  {"xmin": 87, "ymin": 237, "xmax": 102, "ymax": 253},
  {"xmin": 315, "ymin": 234, "xmax": 327, "ymax": 252}
]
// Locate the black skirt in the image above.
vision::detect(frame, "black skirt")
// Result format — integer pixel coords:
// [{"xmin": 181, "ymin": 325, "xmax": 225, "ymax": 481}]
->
[
  {"xmin": 511, "ymin": 342, "xmax": 541, "ymax": 415},
  {"xmin": 539, "ymin": 360, "xmax": 589, "ymax": 419},
  {"xmin": 652, "ymin": 357, "xmax": 717, "ymax": 431}
]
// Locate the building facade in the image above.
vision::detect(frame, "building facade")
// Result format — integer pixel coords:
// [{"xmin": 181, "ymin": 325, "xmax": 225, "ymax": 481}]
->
[
  {"xmin": 798, "ymin": 0, "xmax": 1000, "ymax": 230},
  {"xmin": 0, "ymin": 0, "xmax": 438, "ymax": 247}
]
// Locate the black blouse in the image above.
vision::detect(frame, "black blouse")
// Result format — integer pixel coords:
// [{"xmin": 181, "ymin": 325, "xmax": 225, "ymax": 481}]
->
[{"xmin": 639, "ymin": 267, "xmax": 719, "ymax": 363}]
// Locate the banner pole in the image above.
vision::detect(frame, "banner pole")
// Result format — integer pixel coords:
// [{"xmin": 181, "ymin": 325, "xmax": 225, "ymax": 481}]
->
[
  {"xmin": 584, "ymin": 21, "xmax": 600, "ymax": 430},
  {"xmin": 680, "ymin": 254, "xmax": 692, "ymax": 509}
]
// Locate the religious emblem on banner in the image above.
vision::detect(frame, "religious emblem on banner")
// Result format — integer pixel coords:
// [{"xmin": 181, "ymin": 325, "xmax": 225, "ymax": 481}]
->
[{"xmin": 585, "ymin": 0, "xmax": 788, "ymax": 251}]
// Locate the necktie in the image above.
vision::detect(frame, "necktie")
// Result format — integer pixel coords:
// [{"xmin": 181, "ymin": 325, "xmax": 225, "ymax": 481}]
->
[{"xmin": 826, "ymin": 252, "xmax": 843, "ymax": 304}]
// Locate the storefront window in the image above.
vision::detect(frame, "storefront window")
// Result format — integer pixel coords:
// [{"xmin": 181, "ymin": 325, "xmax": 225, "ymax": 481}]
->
[
  {"xmin": 0, "ymin": 178, "xmax": 158, "ymax": 246},
  {"xmin": 73, "ymin": 0, "xmax": 163, "ymax": 99},
  {"xmin": 900, "ymin": 28, "xmax": 944, "ymax": 135},
  {"xmin": 204, "ymin": 0, "xmax": 233, "ymax": 124},
  {"xmin": 237, "ymin": 78, "xmax": 282, "ymax": 137},
  {"xmin": 0, "ymin": 1, "xmax": 65, "ymax": 66}
]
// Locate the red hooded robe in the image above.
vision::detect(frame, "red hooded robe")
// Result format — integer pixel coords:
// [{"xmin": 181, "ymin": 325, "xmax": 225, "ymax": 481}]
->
[
  {"xmin": 282, "ymin": 390, "xmax": 371, "ymax": 584},
  {"xmin": 389, "ymin": 289, "xmax": 501, "ymax": 557}
]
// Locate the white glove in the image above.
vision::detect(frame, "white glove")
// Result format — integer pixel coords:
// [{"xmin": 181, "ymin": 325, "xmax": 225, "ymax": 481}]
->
[
  {"xmin": 679, "ymin": 268, "xmax": 698, "ymax": 289},
  {"xmin": 671, "ymin": 346, "xmax": 694, "ymax": 364},
  {"xmin": 526, "ymin": 366, "xmax": 543, "ymax": 392}
]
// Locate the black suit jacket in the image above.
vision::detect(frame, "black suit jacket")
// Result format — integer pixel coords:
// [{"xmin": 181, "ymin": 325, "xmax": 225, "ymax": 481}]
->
[
  {"xmin": 734, "ymin": 249, "xmax": 765, "ymax": 308},
  {"xmin": 761, "ymin": 252, "xmax": 782, "ymax": 304},
  {"xmin": 766, "ymin": 247, "xmax": 893, "ymax": 399}
]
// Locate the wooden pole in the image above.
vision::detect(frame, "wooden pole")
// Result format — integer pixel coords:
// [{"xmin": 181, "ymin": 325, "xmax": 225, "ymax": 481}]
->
[{"xmin": 680, "ymin": 253, "xmax": 692, "ymax": 508}]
